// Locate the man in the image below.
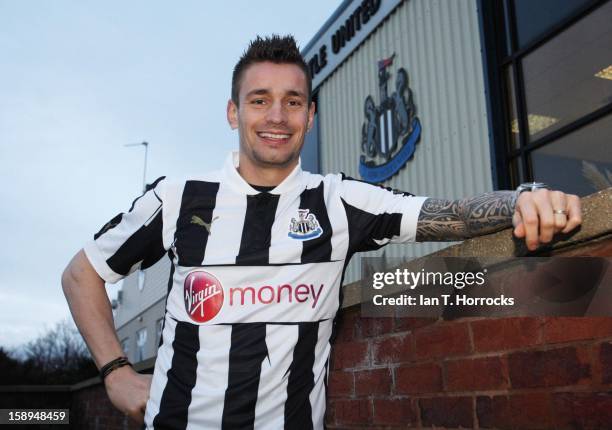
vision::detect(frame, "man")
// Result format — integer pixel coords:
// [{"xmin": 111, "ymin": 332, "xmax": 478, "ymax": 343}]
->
[{"xmin": 62, "ymin": 35, "xmax": 582, "ymax": 429}]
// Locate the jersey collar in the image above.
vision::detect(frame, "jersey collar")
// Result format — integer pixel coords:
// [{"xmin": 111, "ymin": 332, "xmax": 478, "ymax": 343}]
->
[{"xmin": 223, "ymin": 151, "xmax": 304, "ymax": 195}]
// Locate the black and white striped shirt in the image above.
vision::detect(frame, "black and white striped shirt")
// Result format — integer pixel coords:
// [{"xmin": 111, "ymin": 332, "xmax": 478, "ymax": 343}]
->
[{"xmin": 84, "ymin": 151, "xmax": 426, "ymax": 429}]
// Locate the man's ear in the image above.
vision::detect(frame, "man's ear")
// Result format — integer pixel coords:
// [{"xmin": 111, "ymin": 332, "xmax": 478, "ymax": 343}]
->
[
  {"xmin": 307, "ymin": 101, "xmax": 316, "ymax": 131},
  {"xmin": 227, "ymin": 99, "xmax": 238, "ymax": 129}
]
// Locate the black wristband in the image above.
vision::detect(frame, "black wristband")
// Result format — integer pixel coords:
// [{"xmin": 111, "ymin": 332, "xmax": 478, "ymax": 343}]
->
[{"xmin": 100, "ymin": 356, "xmax": 132, "ymax": 380}]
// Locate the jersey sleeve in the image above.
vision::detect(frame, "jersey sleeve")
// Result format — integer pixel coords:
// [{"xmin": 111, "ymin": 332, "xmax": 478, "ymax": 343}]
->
[
  {"xmin": 338, "ymin": 174, "xmax": 428, "ymax": 253},
  {"xmin": 83, "ymin": 176, "xmax": 167, "ymax": 284}
]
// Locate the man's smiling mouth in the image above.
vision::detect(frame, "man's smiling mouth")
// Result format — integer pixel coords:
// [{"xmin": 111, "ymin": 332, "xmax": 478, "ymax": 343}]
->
[{"xmin": 257, "ymin": 132, "xmax": 292, "ymax": 141}]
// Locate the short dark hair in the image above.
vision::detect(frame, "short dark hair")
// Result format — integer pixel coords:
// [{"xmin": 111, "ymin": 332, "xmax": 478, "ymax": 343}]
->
[{"xmin": 231, "ymin": 34, "xmax": 311, "ymax": 106}]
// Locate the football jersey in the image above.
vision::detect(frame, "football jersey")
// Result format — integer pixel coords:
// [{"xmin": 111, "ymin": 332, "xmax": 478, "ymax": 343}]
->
[{"xmin": 84, "ymin": 151, "xmax": 427, "ymax": 430}]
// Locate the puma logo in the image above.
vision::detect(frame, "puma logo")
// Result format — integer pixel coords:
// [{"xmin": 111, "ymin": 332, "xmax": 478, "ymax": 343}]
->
[{"xmin": 191, "ymin": 215, "xmax": 218, "ymax": 234}]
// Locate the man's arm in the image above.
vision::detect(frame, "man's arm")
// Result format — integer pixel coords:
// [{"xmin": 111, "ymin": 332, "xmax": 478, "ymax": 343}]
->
[
  {"xmin": 415, "ymin": 189, "xmax": 582, "ymax": 250},
  {"xmin": 62, "ymin": 250, "xmax": 151, "ymax": 423}
]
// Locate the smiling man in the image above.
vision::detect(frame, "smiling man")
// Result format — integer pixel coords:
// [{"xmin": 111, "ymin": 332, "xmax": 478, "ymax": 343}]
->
[
  {"xmin": 62, "ymin": 35, "xmax": 582, "ymax": 429},
  {"xmin": 228, "ymin": 49, "xmax": 315, "ymax": 186}
]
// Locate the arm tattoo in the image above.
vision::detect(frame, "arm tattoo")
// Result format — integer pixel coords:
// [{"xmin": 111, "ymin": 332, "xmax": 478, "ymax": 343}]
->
[{"xmin": 415, "ymin": 191, "xmax": 516, "ymax": 242}]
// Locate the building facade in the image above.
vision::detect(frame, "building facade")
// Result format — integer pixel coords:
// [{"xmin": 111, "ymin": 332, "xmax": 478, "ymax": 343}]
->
[{"xmin": 114, "ymin": 0, "xmax": 612, "ymax": 364}]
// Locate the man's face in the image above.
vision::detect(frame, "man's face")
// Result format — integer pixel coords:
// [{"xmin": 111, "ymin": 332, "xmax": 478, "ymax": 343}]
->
[{"xmin": 227, "ymin": 61, "xmax": 315, "ymax": 170}]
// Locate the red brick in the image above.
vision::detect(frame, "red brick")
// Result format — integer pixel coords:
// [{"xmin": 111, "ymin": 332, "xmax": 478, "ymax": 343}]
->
[
  {"xmin": 508, "ymin": 346, "xmax": 591, "ymax": 388},
  {"xmin": 328, "ymin": 370, "xmax": 353, "ymax": 397},
  {"xmin": 335, "ymin": 308, "xmax": 359, "ymax": 342},
  {"xmin": 395, "ymin": 363, "xmax": 442, "ymax": 394},
  {"xmin": 477, "ymin": 393, "xmax": 553, "ymax": 429},
  {"xmin": 372, "ymin": 333, "xmax": 412, "ymax": 365},
  {"xmin": 601, "ymin": 342, "xmax": 612, "ymax": 384},
  {"xmin": 358, "ymin": 317, "xmax": 394, "ymax": 337},
  {"xmin": 419, "ymin": 396, "xmax": 473, "ymax": 428},
  {"xmin": 505, "ymin": 393, "xmax": 553, "ymax": 429},
  {"xmin": 542, "ymin": 317, "xmax": 612, "ymax": 344},
  {"xmin": 393, "ymin": 316, "xmax": 436, "ymax": 333},
  {"xmin": 332, "ymin": 341, "xmax": 369, "ymax": 370},
  {"xmin": 333, "ymin": 399, "xmax": 372, "ymax": 425},
  {"xmin": 445, "ymin": 356, "xmax": 507, "ymax": 391},
  {"xmin": 372, "ymin": 398, "xmax": 417, "ymax": 426},
  {"xmin": 413, "ymin": 322, "xmax": 471, "ymax": 359},
  {"xmin": 354, "ymin": 368, "xmax": 392, "ymax": 396},
  {"xmin": 325, "ymin": 400, "xmax": 336, "ymax": 426},
  {"xmin": 552, "ymin": 392, "xmax": 612, "ymax": 429},
  {"xmin": 471, "ymin": 317, "xmax": 540, "ymax": 352}
]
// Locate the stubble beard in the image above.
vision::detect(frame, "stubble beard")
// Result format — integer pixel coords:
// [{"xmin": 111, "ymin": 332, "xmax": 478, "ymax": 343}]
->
[
  {"xmin": 251, "ymin": 145, "xmax": 298, "ymax": 168},
  {"xmin": 240, "ymin": 132, "xmax": 302, "ymax": 169}
]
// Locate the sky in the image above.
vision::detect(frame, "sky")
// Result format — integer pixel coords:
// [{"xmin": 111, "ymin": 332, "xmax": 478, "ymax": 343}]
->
[{"xmin": 0, "ymin": 0, "xmax": 343, "ymax": 350}]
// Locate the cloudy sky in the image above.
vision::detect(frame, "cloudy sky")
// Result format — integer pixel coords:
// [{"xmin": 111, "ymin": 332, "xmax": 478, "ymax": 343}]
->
[{"xmin": 0, "ymin": 0, "xmax": 342, "ymax": 349}]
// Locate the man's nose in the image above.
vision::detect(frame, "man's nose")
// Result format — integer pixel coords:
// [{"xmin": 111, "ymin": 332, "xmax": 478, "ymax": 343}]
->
[{"xmin": 266, "ymin": 101, "xmax": 287, "ymax": 124}]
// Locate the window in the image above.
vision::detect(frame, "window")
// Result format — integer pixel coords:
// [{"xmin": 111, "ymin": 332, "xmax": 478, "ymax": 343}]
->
[
  {"xmin": 138, "ymin": 270, "xmax": 146, "ymax": 291},
  {"xmin": 522, "ymin": 2, "xmax": 612, "ymax": 140},
  {"xmin": 136, "ymin": 328, "xmax": 147, "ymax": 362},
  {"xmin": 513, "ymin": 0, "xmax": 592, "ymax": 48},
  {"xmin": 480, "ymin": 0, "xmax": 612, "ymax": 195},
  {"xmin": 504, "ymin": 65, "xmax": 520, "ymax": 150},
  {"xmin": 531, "ymin": 114, "xmax": 612, "ymax": 195},
  {"xmin": 121, "ymin": 338, "xmax": 130, "ymax": 359}
]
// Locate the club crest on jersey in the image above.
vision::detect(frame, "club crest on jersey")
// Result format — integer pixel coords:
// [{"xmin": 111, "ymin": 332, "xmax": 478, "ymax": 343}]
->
[
  {"xmin": 288, "ymin": 209, "xmax": 323, "ymax": 241},
  {"xmin": 184, "ymin": 271, "xmax": 224, "ymax": 323}
]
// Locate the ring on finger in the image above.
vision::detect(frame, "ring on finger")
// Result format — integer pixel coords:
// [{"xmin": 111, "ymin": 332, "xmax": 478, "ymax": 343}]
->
[{"xmin": 553, "ymin": 209, "xmax": 568, "ymax": 215}]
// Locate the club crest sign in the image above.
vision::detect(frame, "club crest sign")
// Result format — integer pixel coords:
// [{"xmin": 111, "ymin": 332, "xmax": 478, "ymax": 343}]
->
[{"xmin": 359, "ymin": 54, "xmax": 421, "ymax": 183}]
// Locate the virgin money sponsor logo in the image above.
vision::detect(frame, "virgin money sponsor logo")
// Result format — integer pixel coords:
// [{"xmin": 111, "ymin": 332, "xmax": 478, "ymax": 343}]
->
[
  {"xmin": 184, "ymin": 271, "xmax": 224, "ymax": 323},
  {"xmin": 184, "ymin": 271, "xmax": 326, "ymax": 323},
  {"xmin": 229, "ymin": 283, "xmax": 325, "ymax": 309}
]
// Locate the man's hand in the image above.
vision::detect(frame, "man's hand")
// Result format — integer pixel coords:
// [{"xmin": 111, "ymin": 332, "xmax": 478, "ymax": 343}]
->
[
  {"xmin": 513, "ymin": 189, "xmax": 582, "ymax": 251},
  {"xmin": 104, "ymin": 365, "xmax": 152, "ymax": 424}
]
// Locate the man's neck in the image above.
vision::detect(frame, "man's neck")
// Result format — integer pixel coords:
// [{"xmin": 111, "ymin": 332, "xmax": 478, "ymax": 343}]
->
[{"xmin": 237, "ymin": 153, "xmax": 297, "ymax": 187}]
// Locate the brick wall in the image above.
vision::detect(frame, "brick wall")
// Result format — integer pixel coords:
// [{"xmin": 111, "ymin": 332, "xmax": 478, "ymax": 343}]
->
[
  {"xmin": 326, "ymin": 309, "xmax": 612, "ymax": 429},
  {"xmin": 71, "ymin": 382, "xmax": 140, "ymax": 430},
  {"xmin": 325, "ymin": 190, "xmax": 612, "ymax": 429}
]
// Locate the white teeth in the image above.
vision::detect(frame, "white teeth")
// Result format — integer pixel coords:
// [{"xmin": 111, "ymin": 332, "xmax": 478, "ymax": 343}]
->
[{"xmin": 259, "ymin": 132, "xmax": 290, "ymax": 139}]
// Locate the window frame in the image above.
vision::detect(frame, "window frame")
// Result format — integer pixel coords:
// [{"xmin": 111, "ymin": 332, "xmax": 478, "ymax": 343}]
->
[
  {"xmin": 136, "ymin": 328, "xmax": 147, "ymax": 362},
  {"xmin": 478, "ymin": 0, "xmax": 612, "ymax": 189}
]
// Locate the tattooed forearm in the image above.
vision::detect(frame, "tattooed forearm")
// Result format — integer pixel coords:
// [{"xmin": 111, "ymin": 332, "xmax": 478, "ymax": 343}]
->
[
  {"xmin": 415, "ymin": 199, "xmax": 467, "ymax": 241},
  {"xmin": 415, "ymin": 191, "xmax": 516, "ymax": 242}
]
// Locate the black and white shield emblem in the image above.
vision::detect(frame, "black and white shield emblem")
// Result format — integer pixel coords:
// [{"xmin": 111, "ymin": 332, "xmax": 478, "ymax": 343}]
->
[{"xmin": 359, "ymin": 54, "xmax": 422, "ymax": 183}]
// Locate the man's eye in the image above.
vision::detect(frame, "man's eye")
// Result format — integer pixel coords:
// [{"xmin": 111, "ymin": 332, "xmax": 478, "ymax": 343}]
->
[
  {"xmin": 288, "ymin": 100, "xmax": 302, "ymax": 106},
  {"xmin": 251, "ymin": 99, "xmax": 266, "ymax": 105}
]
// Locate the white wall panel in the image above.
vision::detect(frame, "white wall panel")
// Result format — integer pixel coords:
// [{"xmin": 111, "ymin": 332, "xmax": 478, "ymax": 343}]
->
[
  {"xmin": 114, "ymin": 256, "xmax": 170, "ymax": 328},
  {"xmin": 317, "ymin": 0, "xmax": 492, "ymax": 283}
]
